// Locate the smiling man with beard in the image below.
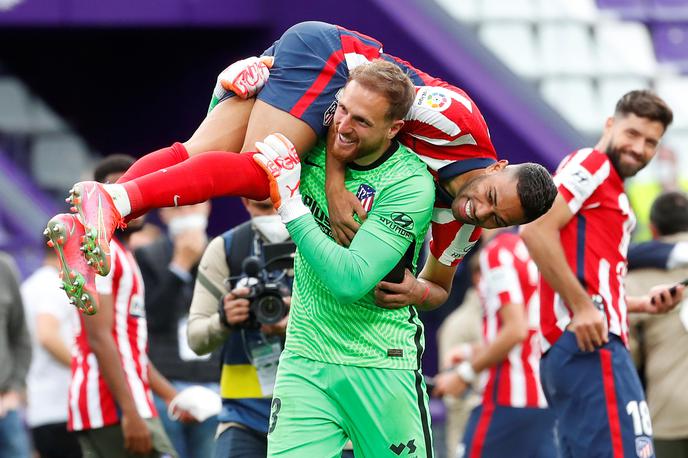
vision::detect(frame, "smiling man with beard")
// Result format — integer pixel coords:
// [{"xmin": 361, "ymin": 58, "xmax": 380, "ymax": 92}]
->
[{"xmin": 521, "ymin": 90, "xmax": 683, "ymax": 458}]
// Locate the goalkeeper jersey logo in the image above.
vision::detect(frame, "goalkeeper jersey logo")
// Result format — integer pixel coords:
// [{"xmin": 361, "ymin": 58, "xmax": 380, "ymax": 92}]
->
[{"xmin": 356, "ymin": 184, "xmax": 376, "ymax": 212}]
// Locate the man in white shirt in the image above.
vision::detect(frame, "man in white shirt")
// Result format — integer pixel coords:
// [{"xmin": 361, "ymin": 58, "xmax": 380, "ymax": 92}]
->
[{"xmin": 21, "ymin": 245, "xmax": 81, "ymax": 458}]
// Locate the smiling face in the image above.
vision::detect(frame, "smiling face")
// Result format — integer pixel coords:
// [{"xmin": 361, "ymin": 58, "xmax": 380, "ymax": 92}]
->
[
  {"xmin": 451, "ymin": 165, "xmax": 527, "ymax": 229},
  {"xmin": 602, "ymin": 113, "xmax": 666, "ymax": 178},
  {"xmin": 329, "ymin": 80, "xmax": 404, "ymax": 165}
]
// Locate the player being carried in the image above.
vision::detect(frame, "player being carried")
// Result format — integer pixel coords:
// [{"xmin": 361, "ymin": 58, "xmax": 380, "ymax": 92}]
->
[{"xmin": 45, "ymin": 21, "xmax": 557, "ymax": 314}]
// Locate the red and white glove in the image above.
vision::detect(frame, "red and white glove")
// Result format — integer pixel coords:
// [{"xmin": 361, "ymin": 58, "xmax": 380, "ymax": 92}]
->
[
  {"xmin": 253, "ymin": 133, "xmax": 310, "ymax": 224},
  {"xmin": 213, "ymin": 56, "xmax": 274, "ymax": 100}
]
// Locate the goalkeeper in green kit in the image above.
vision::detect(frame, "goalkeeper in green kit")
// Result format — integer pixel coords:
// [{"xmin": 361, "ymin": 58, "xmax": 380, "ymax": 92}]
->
[{"xmin": 252, "ymin": 60, "xmax": 436, "ymax": 457}]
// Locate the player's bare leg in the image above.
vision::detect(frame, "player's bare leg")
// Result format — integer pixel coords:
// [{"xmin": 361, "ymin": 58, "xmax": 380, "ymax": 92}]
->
[
  {"xmin": 117, "ymin": 96, "xmax": 256, "ymax": 184},
  {"xmin": 184, "ymin": 96, "xmax": 255, "ymax": 155},
  {"xmin": 241, "ymin": 99, "xmax": 318, "ymax": 156}
]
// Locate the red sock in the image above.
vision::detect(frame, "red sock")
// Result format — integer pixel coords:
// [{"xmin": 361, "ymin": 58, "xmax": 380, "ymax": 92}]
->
[
  {"xmin": 116, "ymin": 142, "xmax": 190, "ymax": 184},
  {"xmin": 122, "ymin": 151, "xmax": 270, "ymax": 219}
]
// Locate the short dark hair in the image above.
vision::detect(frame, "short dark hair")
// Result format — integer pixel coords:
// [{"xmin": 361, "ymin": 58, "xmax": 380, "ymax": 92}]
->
[
  {"xmin": 93, "ymin": 154, "xmax": 136, "ymax": 183},
  {"xmin": 514, "ymin": 163, "xmax": 557, "ymax": 222},
  {"xmin": 348, "ymin": 60, "xmax": 415, "ymax": 121},
  {"xmin": 650, "ymin": 191, "xmax": 688, "ymax": 236},
  {"xmin": 615, "ymin": 90, "xmax": 673, "ymax": 131}
]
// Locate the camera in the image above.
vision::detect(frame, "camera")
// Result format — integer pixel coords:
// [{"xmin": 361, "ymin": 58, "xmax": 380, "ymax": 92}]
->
[
  {"xmin": 242, "ymin": 257, "xmax": 288, "ymax": 326},
  {"xmin": 236, "ymin": 242, "xmax": 295, "ymax": 327}
]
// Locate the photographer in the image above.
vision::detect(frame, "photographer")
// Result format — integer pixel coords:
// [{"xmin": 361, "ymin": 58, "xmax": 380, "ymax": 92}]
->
[{"xmin": 186, "ymin": 198, "xmax": 293, "ymax": 458}]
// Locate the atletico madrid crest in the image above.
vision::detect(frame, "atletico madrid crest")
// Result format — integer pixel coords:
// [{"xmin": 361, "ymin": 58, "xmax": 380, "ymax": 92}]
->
[{"xmin": 356, "ymin": 184, "xmax": 376, "ymax": 212}]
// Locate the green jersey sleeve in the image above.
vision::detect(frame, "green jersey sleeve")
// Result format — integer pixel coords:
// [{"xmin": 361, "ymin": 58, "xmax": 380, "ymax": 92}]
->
[{"xmin": 286, "ymin": 171, "xmax": 434, "ymax": 304}]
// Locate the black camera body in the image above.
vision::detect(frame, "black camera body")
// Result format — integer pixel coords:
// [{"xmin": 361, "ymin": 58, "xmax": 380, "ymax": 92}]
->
[
  {"xmin": 238, "ymin": 242, "xmax": 295, "ymax": 327},
  {"xmin": 245, "ymin": 277, "xmax": 288, "ymax": 326}
]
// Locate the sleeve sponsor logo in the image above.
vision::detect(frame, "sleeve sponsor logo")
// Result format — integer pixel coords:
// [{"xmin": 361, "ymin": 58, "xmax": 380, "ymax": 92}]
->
[
  {"xmin": 561, "ymin": 166, "xmax": 594, "ymax": 198},
  {"xmin": 379, "ymin": 212, "xmax": 414, "ymax": 240},
  {"xmin": 415, "ymin": 86, "xmax": 451, "ymax": 112},
  {"xmin": 129, "ymin": 293, "xmax": 146, "ymax": 317},
  {"xmin": 390, "ymin": 212, "xmax": 414, "ymax": 230},
  {"xmin": 302, "ymin": 194, "xmax": 333, "ymax": 239}
]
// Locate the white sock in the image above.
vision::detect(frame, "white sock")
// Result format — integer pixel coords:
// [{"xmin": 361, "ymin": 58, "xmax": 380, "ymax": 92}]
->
[{"xmin": 103, "ymin": 184, "xmax": 132, "ymax": 217}]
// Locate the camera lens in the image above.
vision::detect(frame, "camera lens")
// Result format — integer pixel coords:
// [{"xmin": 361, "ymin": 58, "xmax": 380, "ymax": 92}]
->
[{"xmin": 255, "ymin": 295, "xmax": 285, "ymax": 324}]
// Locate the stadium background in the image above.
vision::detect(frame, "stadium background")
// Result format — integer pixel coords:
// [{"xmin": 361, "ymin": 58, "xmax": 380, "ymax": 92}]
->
[{"xmin": 1, "ymin": 1, "xmax": 687, "ymax": 455}]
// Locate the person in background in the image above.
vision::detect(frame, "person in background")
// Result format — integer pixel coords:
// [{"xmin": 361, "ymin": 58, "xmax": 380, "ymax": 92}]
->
[
  {"xmin": 135, "ymin": 201, "xmax": 219, "ymax": 458},
  {"xmin": 626, "ymin": 191, "xmax": 688, "ymax": 458},
  {"xmin": 0, "ymin": 251, "xmax": 32, "ymax": 458},
  {"xmin": 21, "ymin": 244, "xmax": 82, "ymax": 457},
  {"xmin": 435, "ymin": 231, "xmax": 555, "ymax": 457},
  {"xmin": 46, "ymin": 154, "xmax": 188, "ymax": 457},
  {"xmin": 627, "ymin": 145, "xmax": 688, "ymax": 241},
  {"xmin": 435, "ymin": 253, "xmax": 482, "ymax": 458},
  {"xmin": 521, "ymin": 90, "xmax": 681, "ymax": 457},
  {"xmin": 187, "ymin": 197, "xmax": 299, "ymax": 458}
]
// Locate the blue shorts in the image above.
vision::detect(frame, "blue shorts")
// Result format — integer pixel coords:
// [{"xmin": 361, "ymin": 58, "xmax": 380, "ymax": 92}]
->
[
  {"xmin": 541, "ymin": 331, "xmax": 655, "ymax": 458},
  {"xmin": 461, "ymin": 404, "xmax": 557, "ymax": 458},
  {"xmin": 221, "ymin": 21, "xmax": 383, "ymax": 138}
]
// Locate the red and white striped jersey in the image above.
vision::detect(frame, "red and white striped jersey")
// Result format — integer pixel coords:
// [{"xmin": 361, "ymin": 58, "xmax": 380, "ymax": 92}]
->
[
  {"xmin": 68, "ymin": 237, "xmax": 156, "ymax": 431},
  {"xmin": 390, "ymin": 57, "xmax": 496, "ymax": 267},
  {"xmin": 539, "ymin": 148, "xmax": 635, "ymax": 352},
  {"xmin": 342, "ymin": 39, "xmax": 496, "ymax": 267},
  {"xmin": 478, "ymin": 232, "xmax": 547, "ymax": 408}
]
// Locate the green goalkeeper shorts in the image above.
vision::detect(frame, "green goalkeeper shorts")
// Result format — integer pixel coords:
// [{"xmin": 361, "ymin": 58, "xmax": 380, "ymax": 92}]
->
[{"xmin": 267, "ymin": 350, "xmax": 434, "ymax": 458}]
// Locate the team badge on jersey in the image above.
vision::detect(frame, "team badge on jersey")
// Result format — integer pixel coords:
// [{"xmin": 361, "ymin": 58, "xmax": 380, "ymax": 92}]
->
[
  {"xmin": 323, "ymin": 89, "xmax": 343, "ymax": 126},
  {"xmin": 416, "ymin": 86, "xmax": 451, "ymax": 112},
  {"xmin": 635, "ymin": 437, "xmax": 654, "ymax": 458},
  {"xmin": 129, "ymin": 293, "xmax": 146, "ymax": 317},
  {"xmin": 356, "ymin": 184, "xmax": 376, "ymax": 211}
]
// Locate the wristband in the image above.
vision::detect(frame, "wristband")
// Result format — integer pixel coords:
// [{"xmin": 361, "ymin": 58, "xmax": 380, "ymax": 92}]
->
[
  {"xmin": 419, "ymin": 283, "xmax": 431, "ymax": 304},
  {"xmin": 455, "ymin": 361, "xmax": 476, "ymax": 384}
]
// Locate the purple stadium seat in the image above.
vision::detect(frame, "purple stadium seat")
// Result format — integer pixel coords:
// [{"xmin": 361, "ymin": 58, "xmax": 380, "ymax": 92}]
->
[
  {"xmin": 651, "ymin": 22, "xmax": 688, "ymax": 70},
  {"xmin": 596, "ymin": 0, "xmax": 648, "ymax": 19},
  {"xmin": 648, "ymin": 0, "xmax": 688, "ymax": 20}
]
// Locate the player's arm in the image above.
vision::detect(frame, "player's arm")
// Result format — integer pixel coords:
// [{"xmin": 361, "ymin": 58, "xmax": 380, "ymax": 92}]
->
[
  {"xmin": 375, "ymin": 254, "xmax": 453, "ymax": 311},
  {"xmin": 520, "ymin": 194, "xmax": 606, "ymax": 351},
  {"xmin": 187, "ymin": 236, "xmax": 232, "ymax": 355},
  {"xmin": 626, "ymin": 282, "xmax": 685, "ymax": 314},
  {"xmin": 288, "ymin": 173, "xmax": 434, "ymax": 304},
  {"xmin": 254, "ymin": 133, "xmax": 434, "ymax": 303},
  {"xmin": 148, "ymin": 362, "xmax": 176, "ymax": 405},
  {"xmin": 471, "ymin": 302, "xmax": 528, "ymax": 372},
  {"xmin": 148, "ymin": 363, "xmax": 195, "ymax": 423},
  {"xmin": 433, "ymin": 301, "xmax": 527, "ymax": 397},
  {"xmin": 325, "ymin": 154, "xmax": 367, "ymax": 247},
  {"xmin": 84, "ymin": 293, "xmax": 152, "ymax": 454}
]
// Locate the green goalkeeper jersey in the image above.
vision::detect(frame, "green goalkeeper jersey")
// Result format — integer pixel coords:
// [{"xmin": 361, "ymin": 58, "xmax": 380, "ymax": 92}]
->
[{"xmin": 284, "ymin": 139, "xmax": 435, "ymax": 370}]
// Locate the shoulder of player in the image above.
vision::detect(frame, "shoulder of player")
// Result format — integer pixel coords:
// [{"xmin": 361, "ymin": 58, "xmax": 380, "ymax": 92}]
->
[
  {"xmin": 390, "ymin": 143, "xmax": 432, "ymax": 175},
  {"xmin": 385, "ymin": 149, "xmax": 434, "ymax": 194},
  {"xmin": 558, "ymin": 147, "xmax": 610, "ymax": 174}
]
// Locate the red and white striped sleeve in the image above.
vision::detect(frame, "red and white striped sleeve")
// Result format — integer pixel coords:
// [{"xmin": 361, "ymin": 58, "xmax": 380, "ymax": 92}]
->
[
  {"xmin": 554, "ymin": 148, "xmax": 611, "ymax": 215},
  {"xmin": 480, "ymin": 239, "xmax": 523, "ymax": 312}
]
